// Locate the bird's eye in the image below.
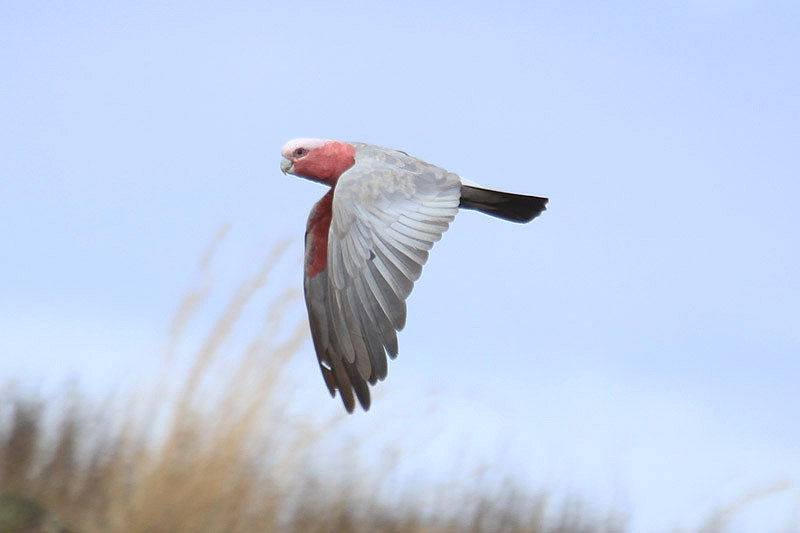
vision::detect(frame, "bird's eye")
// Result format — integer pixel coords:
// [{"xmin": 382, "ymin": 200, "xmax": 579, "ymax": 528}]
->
[{"xmin": 294, "ymin": 148, "xmax": 306, "ymax": 157}]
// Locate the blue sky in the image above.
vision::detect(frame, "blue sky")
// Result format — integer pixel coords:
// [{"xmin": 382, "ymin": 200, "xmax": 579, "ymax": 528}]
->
[{"xmin": 2, "ymin": 1, "xmax": 799, "ymax": 530}]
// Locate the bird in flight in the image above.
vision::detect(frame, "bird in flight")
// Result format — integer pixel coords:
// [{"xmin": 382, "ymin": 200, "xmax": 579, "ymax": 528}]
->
[{"xmin": 281, "ymin": 139, "xmax": 548, "ymax": 412}]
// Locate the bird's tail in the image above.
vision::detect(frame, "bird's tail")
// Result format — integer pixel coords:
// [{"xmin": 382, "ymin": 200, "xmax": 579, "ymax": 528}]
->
[{"xmin": 459, "ymin": 185, "xmax": 548, "ymax": 223}]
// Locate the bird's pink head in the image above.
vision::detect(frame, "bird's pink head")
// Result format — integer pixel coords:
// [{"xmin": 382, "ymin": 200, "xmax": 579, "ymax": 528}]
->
[{"xmin": 280, "ymin": 138, "xmax": 356, "ymax": 185}]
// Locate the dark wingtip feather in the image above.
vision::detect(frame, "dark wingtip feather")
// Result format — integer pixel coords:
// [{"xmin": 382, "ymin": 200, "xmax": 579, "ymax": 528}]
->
[{"xmin": 346, "ymin": 364, "xmax": 371, "ymax": 411}]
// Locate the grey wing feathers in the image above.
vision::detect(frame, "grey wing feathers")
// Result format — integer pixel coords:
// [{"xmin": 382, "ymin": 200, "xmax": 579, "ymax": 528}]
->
[
  {"xmin": 303, "ymin": 274, "xmax": 354, "ymax": 408},
  {"xmin": 317, "ymin": 147, "xmax": 461, "ymax": 412}
]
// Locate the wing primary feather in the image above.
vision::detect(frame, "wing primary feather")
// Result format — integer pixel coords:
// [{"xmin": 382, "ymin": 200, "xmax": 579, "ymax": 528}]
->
[
  {"xmin": 358, "ymin": 266, "xmax": 400, "ymax": 358},
  {"xmin": 372, "ymin": 234, "xmax": 423, "ymax": 281},
  {"xmin": 382, "ymin": 224, "xmax": 434, "ymax": 251},
  {"xmin": 304, "ymin": 273, "xmax": 357, "ymax": 412},
  {"xmin": 318, "ymin": 358, "xmax": 338, "ymax": 396},
  {"xmin": 379, "ymin": 234, "xmax": 429, "ymax": 267},
  {"xmin": 341, "ymin": 285, "xmax": 373, "ymax": 381},
  {"xmin": 345, "ymin": 362, "xmax": 371, "ymax": 411},
  {"xmin": 331, "ymin": 352, "xmax": 356, "ymax": 412},
  {"xmin": 365, "ymin": 260, "xmax": 407, "ymax": 330},
  {"xmin": 371, "ymin": 249, "xmax": 414, "ymax": 299},
  {"xmin": 329, "ymin": 294, "xmax": 359, "ymax": 364},
  {"xmin": 350, "ymin": 277, "xmax": 391, "ymax": 381}
]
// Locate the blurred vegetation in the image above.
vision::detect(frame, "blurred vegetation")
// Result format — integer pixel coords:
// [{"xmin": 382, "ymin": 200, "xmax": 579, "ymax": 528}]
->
[
  {"xmin": 0, "ymin": 380, "xmax": 621, "ymax": 533},
  {"xmin": 0, "ymin": 232, "xmax": 623, "ymax": 532},
  {"xmin": 0, "ymin": 388, "xmax": 593, "ymax": 533},
  {"xmin": 2, "ymin": 232, "xmax": 783, "ymax": 532}
]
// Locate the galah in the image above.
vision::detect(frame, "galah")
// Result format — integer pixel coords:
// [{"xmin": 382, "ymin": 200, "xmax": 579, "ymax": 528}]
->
[{"xmin": 280, "ymin": 139, "xmax": 548, "ymax": 413}]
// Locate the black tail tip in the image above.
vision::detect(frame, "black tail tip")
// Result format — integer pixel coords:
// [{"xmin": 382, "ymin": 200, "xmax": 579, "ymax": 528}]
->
[{"xmin": 460, "ymin": 185, "xmax": 548, "ymax": 223}]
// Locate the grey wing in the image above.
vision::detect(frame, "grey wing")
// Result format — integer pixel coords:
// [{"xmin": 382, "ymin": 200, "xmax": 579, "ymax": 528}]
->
[
  {"xmin": 325, "ymin": 153, "xmax": 461, "ymax": 411},
  {"xmin": 304, "ymin": 268, "xmax": 361, "ymax": 412}
]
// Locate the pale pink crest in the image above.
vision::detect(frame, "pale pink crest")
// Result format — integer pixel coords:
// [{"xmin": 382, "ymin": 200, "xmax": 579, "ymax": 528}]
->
[{"xmin": 281, "ymin": 138, "xmax": 331, "ymax": 159}]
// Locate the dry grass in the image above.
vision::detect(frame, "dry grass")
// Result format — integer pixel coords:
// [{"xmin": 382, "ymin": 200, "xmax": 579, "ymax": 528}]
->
[{"xmin": 0, "ymin": 233, "xmax": 629, "ymax": 532}]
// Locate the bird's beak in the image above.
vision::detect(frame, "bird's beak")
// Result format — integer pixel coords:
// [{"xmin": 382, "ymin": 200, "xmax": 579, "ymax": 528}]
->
[{"xmin": 280, "ymin": 157, "xmax": 294, "ymax": 175}]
